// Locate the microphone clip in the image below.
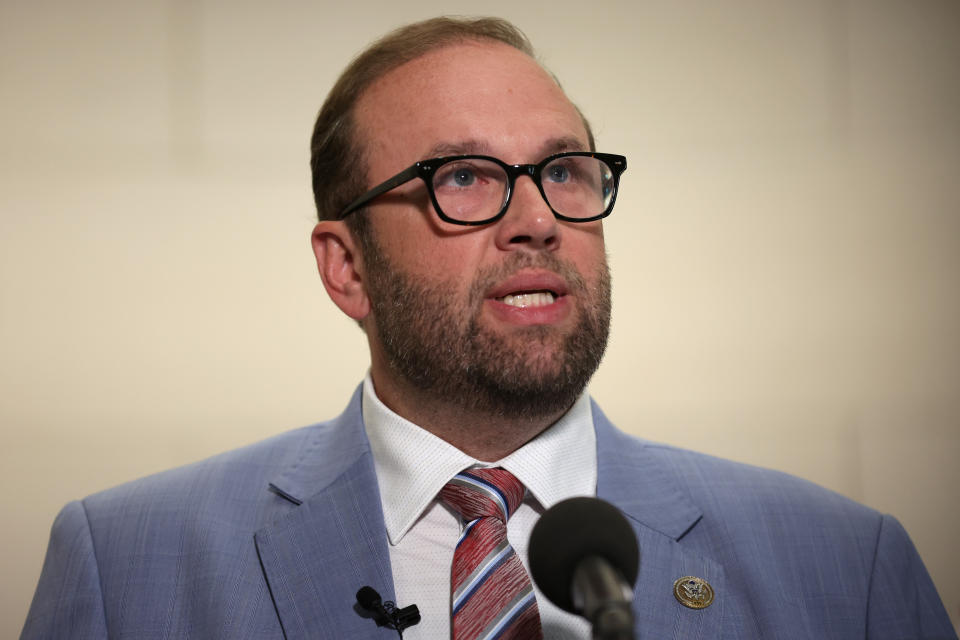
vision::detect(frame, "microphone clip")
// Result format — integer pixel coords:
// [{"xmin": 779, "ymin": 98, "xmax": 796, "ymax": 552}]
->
[
  {"xmin": 383, "ymin": 601, "xmax": 421, "ymax": 633},
  {"xmin": 356, "ymin": 586, "xmax": 421, "ymax": 638}
]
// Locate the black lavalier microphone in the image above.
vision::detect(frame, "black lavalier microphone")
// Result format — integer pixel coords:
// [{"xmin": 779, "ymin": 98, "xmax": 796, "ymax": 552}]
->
[
  {"xmin": 529, "ymin": 497, "xmax": 640, "ymax": 640},
  {"xmin": 356, "ymin": 586, "xmax": 421, "ymax": 638}
]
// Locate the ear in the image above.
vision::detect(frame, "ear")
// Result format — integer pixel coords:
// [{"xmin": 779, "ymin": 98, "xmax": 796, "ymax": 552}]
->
[{"xmin": 311, "ymin": 221, "xmax": 370, "ymax": 321}]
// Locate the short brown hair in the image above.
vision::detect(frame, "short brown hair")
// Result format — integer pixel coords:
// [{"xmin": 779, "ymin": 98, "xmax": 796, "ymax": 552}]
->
[{"xmin": 309, "ymin": 16, "xmax": 594, "ymax": 239}]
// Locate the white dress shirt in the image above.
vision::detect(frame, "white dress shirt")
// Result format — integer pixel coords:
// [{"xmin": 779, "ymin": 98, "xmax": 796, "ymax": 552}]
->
[{"xmin": 361, "ymin": 373, "xmax": 596, "ymax": 639}]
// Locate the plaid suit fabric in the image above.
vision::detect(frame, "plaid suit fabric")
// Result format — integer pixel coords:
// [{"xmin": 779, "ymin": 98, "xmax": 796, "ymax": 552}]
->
[
  {"xmin": 22, "ymin": 389, "xmax": 955, "ymax": 639},
  {"xmin": 440, "ymin": 469, "xmax": 543, "ymax": 640}
]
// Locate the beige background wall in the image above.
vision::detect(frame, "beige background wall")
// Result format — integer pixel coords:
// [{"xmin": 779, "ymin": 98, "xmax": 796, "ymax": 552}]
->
[{"xmin": 2, "ymin": 0, "xmax": 958, "ymax": 635}]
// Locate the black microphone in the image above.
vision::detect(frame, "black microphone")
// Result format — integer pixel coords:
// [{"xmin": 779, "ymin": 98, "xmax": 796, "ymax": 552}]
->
[
  {"xmin": 529, "ymin": 497, "xmax": 640, "ymax": 640},
  {"xmin": 356, "ymin": 586, "xmax": 420, "ymax": 638}
]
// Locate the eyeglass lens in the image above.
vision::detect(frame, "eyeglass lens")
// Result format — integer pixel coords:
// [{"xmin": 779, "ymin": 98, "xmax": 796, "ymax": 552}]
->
[{"xmin": 431, "ymin": 156, "xmax": 614, "ymax": 222}]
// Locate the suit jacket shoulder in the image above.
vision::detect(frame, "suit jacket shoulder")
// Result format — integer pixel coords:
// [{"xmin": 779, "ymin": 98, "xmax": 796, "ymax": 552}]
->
[
  {"xmin": 22, "ymin": 387, "xmax": 397, "ymax": 640},
  {"xmin": 592, "ymin": 402, "xmax": 956, "ymax": 639},
  {"xmin": 22, "ymin": 393, "xmax": 956, "ymax": 639}
]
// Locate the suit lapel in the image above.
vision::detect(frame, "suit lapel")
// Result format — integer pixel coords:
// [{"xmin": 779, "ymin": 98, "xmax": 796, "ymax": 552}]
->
[
  {"xmin": 593, "ymin": 402, "xmax": 731, "ymax": 640},
  {"xmin": 252, "ymin": 391, "xmax": 739, "ymax": 638},
  {"xmin": 254, "ymin": 389, "xmax": 397, "ymax": 639}
]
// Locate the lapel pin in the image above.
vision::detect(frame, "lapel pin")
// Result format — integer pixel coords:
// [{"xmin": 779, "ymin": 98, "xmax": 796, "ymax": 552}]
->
[{"xmin": 673, "ymin": 576, "xmax": 715, "ymax": 609}]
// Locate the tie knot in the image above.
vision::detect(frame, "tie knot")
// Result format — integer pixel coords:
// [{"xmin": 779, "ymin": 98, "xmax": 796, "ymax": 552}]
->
[{"xmin": 440, "ymin": 468, "xmax": 526, "ymax": 523}]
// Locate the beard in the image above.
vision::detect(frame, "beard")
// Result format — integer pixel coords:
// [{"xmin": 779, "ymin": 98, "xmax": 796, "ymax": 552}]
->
[{"xmin": 363, "ymin": 241, "xmax": 612, "ymax": 421}]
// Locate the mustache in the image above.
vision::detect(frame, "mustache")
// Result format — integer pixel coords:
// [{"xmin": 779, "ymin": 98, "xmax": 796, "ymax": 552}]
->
[{"xmin": 467, "ymin": 251, "xmax": 591, "ymax": 301}]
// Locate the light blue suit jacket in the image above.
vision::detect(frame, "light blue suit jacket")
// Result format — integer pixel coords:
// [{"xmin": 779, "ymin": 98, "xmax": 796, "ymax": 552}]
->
[{"xmin": 22, "ymin": 388, "xmax": 955, "ymax": 639}]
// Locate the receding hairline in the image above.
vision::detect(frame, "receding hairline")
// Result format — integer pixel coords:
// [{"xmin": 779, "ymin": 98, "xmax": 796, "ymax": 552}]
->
[
  {"xmin": 310, "ymin": 16, "xmax": 596, "ymax": 225},
  {"xmin": 349, "ymin": 39, "xmax": 593, "ymax": 166}
]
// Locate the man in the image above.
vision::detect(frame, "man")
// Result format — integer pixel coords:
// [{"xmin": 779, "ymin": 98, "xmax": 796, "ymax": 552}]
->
[{"xmin": 21, "ymin": 16, "xmax": 954, "ymax": 640}]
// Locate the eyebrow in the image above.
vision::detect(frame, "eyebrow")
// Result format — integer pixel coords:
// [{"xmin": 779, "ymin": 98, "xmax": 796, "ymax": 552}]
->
[
  {"xmin": 425, "ymin": 140, "xmax": 492, "ymax": 157},
  {"xmin": 422, "ymin": 136, "xmax": 588, "ymax": 162}
]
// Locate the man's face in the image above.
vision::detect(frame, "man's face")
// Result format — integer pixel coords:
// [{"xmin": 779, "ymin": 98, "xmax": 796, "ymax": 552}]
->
[{"xmin": 353, "ymin": 41, "xmax": 611, "ymax": 419}]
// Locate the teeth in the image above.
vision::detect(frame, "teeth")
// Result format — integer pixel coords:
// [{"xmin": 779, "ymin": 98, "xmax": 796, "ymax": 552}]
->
[{"xmin": 499, "ymin": 291, "xmax": 556, "ymax": 308}]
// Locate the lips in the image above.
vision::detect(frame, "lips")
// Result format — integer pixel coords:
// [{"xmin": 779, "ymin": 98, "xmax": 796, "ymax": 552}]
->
[
  {"xmin": 486, "ymin": 270, "xmax": 568, "ymax": 307},
  {"xmin": 482, "ymin": 269, "xmax": 573, "ymax": 326}
]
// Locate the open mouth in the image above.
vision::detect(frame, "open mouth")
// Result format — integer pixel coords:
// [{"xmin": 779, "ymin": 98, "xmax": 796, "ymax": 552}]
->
[
  {"xmin": 486, "ymin": 270, "xmax": 569, "ymax": 316},
  {"xmin": 496, "ymin": 290, "xmax": 558, "ymax": 308}
]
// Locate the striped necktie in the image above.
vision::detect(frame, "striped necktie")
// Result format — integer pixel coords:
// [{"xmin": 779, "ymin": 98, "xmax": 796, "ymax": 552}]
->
[{"xmin": 439, "ymin": 468, "xmax": 543, "ymax": 640}]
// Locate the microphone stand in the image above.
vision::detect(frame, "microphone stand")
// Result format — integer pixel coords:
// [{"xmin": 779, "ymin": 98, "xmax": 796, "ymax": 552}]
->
[{"xmin": 573, "ymin": 556, "xmax": 635, "ymax": 640}]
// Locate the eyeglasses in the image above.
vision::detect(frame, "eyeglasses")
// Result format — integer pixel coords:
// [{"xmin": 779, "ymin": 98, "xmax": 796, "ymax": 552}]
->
[{"xmin": 338, "ymin": 152, "xmax": 627, "ymax": 226}]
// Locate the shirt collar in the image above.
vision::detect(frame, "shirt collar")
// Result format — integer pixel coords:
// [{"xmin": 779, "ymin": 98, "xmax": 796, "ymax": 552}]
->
[{"xmin": 361, "ymin": 372, "xmax": 597, "ymax": 545}]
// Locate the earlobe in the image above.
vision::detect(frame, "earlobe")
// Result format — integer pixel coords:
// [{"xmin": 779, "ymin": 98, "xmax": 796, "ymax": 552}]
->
[{"xmin": 311, "ymin": 221, "xmax": 371, "ymax": 321}]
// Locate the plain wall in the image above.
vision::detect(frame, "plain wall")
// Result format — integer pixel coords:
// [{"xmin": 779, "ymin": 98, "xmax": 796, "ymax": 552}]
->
[{"xmin": 2, "ymin": 0, "xmax": 958, "ymax": 636}]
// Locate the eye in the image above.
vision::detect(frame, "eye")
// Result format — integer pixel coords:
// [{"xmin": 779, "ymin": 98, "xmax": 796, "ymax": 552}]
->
[
  {"xmin": 452, "ymin": 168, "xmax": 475, "ymax": 186},
  {"xmin": 435, "ymin": 161, "xmax": 488, "ymax": 189},
  {"xmin": 546, "ymin": 164, "xmax": 570, "ymax": 183}
]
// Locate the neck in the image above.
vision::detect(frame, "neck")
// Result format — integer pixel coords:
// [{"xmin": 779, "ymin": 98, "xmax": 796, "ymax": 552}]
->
[{"xmin": 368, "ymin": 367, "xmax": 571, "ymax": 461}]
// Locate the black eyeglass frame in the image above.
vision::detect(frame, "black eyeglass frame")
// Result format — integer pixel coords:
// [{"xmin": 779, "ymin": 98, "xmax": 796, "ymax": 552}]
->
[{"xmin": 338, "ymin": 151, "xmax": 627, "ymax": 226}]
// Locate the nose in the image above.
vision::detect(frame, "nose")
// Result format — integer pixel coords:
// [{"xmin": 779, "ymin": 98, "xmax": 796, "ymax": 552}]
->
[{"xmin": 493, "ymin": 175, "xmax": 559, "ymax": 252}]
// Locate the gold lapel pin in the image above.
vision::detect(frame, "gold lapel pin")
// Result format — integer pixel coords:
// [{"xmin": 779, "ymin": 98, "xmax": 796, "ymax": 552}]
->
[{"xmin": 673, "ymin": 576, "xmax": 715, "ymax": 609}]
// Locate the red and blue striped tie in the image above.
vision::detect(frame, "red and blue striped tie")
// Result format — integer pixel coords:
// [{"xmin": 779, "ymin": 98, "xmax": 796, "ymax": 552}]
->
[{"xmin": 440, "ymin": 468, "xmax": 543, "ymax": 640}]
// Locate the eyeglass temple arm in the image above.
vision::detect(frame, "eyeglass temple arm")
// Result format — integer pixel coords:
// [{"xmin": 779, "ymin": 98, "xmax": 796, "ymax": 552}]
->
[{"xmin": 338, "ymin": 165, "xmax": 421, "ymax": 219}]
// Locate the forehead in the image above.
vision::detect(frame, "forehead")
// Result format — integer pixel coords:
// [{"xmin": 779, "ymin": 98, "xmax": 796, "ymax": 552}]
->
[{"xmin": 353, "ymin": 41, "xmax": 589, "ymax": 167}]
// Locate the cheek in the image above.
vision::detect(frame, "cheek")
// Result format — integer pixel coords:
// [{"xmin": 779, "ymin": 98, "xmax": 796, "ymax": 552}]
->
[
  {"xmin": 375, "ymin": 224, "xmax": 490, "ymax": 289},
  {"xmin": 567, "ymin": 226, "xmax": 608, "ymax": 273},
  {"xmin": 370, "ymin": 197, "xmax": 491, "ymax": 269},
  {"xmin": 423, "ymin": 241, "xmax": 488, "ymax": 288}
]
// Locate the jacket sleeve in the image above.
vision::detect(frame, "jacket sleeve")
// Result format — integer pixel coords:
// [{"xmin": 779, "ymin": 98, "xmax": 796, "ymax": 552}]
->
[
  {"xmin": 866, "ymin": 514, "xmax": 957, "ymax": 639},
  {"xmin": 21, "ymin": 501, "xmax": 109, "ymax": 639}
]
